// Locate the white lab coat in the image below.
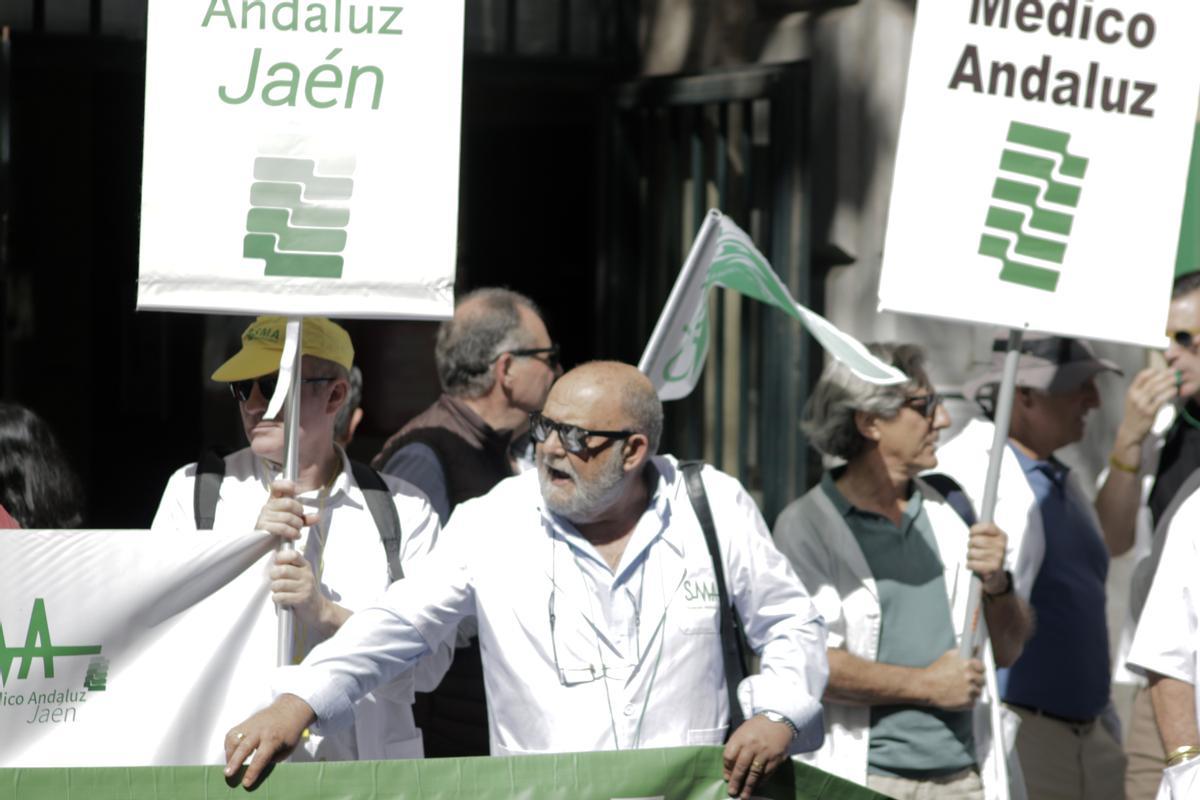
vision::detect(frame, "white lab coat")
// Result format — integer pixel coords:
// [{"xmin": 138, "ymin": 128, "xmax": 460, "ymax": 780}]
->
[{"xmin": 276, "ymin": 456, "xmax": 829, "ymax": 755}]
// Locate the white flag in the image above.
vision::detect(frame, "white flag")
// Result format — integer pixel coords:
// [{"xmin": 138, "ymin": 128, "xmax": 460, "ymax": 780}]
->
[{"xmin": 639, "ymin": 210, "xmax": 905, "ymax": 401}]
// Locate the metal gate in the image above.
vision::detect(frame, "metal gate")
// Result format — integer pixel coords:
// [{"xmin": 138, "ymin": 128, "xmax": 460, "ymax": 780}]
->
[{"xmin": 600, "ymin": 62, "xmax": 815, "ymax": 523}]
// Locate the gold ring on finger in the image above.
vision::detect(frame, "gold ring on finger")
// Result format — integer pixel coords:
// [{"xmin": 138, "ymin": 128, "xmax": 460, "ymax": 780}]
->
[
  {"xmin": 750, "ymin": 760, "xmax": 764, "ymax": 771},
  {"xmin": 234, "ymin": 731, "xmax": 245, "ymax": 742}
]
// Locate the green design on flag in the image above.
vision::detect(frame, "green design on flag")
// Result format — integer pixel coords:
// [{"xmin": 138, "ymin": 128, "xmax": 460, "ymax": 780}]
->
[
  {"xmin": 979, "ymin": 121, "xmax": 1089, "ymax": 293},
  {"xmin": 242, "ymin": 156, "xmax": 354, "ymax": 279},
  {"xmin": 641, "ymin": 211, "xmax": 905, "ymax": 402}
]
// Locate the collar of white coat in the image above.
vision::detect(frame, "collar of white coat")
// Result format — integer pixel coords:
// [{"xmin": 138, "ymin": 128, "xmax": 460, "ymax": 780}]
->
[{"xmin": 538, "ymin": 456, "xmax": 681, "ymax": 579}]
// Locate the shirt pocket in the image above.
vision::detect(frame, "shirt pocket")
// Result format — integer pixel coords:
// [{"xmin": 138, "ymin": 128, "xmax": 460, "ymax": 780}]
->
[
  {"xmin": 686, "ymin": 725, "xmax": 728, "ymax": 746},
  {"xmin": 676, "ymin": 569, "xmax": 721, "ymax": 635}
]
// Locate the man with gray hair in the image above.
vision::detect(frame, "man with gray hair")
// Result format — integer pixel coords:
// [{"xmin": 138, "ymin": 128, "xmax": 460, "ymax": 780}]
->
[
  {"xmin": 371, "ymin": 287, "xmax": 560, "ymax": 757},
  {"xmin": 774, "ymin": 343, "xmax": 1031, "ymax": 800},
  {"xmin": 225, "ymin": 361, "xmax": 828, "ymax": 800},
  {"xmin": 373, "ymin": 287, "xmax": 559, "ymax": 524}
]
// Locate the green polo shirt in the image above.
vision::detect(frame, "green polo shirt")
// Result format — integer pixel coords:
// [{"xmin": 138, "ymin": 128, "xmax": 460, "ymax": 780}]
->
[{"xmin": 821, "ymin": 472, "xmax": 974, "ymax": 778}]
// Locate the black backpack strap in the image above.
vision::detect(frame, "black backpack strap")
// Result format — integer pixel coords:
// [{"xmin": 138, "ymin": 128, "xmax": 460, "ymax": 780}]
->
[
  {"xmin": 920, "ymin": 473, "xmax": 978, "ymax": 527},
  {"xmin": 193, "ymin": 450, "xmax": 227, "ymax": 530},
  {"xmin": 679, "ymin": 459, "xmax": 748, "ymax": 736},
  {"xmin": 351, "ymin": 460, "xmax": 404, "ymax": 584}
]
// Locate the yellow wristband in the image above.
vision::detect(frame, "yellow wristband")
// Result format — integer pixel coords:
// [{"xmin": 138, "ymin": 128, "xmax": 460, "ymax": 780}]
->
[
  {"xmin": 1109, "ymin": 453, "xmax": 1140, "ymax": 474},
  {"xmin": 1165, "ymin": 745, "xmax": 1200, "ymax": 767}
]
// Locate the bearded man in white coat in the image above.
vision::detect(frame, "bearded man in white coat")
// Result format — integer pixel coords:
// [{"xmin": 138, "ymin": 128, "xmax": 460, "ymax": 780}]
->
[{"xmin": 222, "ymin": 361, "xmax": 829, "ymax": 800}]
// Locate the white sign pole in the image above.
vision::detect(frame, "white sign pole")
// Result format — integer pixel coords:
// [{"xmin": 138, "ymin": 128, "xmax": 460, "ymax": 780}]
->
[
  {"xmin": 277, "ymin": 316, "xmax": 303, "ymax": 668},
  {"xmin": 960, "ymin": 329, "xmax": 1024, "ymax": 659}
]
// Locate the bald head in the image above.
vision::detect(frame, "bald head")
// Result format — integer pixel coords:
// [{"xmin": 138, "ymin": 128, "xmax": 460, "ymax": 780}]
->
[{"xmin": 548, "ymin": 362, "xmax": 663, "ymax": 455}]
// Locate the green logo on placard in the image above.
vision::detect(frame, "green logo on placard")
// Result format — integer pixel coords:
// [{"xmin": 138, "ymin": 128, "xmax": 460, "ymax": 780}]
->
[
  {"xmin": 978, "ymin": 121, "xmax": 1089, "ymax": 293},
  {"xmin": 0, "ymin": 599, "xmax": 102, "ymax": 687},
  {"xmin": 243, "ymin": 156, "xmax": 353, "ymax": 279}
]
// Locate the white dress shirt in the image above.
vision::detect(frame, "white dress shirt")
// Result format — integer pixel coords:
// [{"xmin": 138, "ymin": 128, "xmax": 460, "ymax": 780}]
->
[
  {"xmin": 277, "ymin": 455, "xmax": 828, "ymax": 755},
  {"xmin": 153, "ymin": 445, "xmax": 449, "ymax": 760}
]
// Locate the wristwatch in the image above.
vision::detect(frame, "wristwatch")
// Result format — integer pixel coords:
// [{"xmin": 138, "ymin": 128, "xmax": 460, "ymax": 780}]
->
[{"xmin": 757, "ymin": 710, "xmax": 798, "ymax": 739}]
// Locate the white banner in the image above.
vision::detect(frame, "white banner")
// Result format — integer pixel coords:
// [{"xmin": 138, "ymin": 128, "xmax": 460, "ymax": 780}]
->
[
  {"xmin": 879, "ymin": 0, "xmax": 1200, "ymax": 347},
  {"xmin": 137, "ymin": 0, "xmax": 465, "ymax": 319},
  {"xmin": 0, "ymin": 531, "xmax": 277, "ymax": 767}
]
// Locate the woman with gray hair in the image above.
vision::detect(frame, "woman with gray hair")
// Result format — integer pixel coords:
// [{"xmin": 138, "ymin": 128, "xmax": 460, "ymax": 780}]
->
[{"xmin": 773, "ymin": 343, "xmax": 1031, "ymax": 800}]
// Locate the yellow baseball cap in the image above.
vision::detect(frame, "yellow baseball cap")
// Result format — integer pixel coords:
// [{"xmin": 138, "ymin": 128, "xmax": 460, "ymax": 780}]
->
[{"xmin": 211, "ymin": 316, "xmax": 354, "ymax": 382}]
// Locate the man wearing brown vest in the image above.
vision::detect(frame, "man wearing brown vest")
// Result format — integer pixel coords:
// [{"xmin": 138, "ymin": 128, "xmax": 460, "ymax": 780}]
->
[{"xmin": 372, "ymin": 287, "xmax": 560, "ymax": 757}]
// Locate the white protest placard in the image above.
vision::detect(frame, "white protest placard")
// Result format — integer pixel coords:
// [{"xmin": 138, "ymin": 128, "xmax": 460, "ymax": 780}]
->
[
  {"xmin": 137, "ymin": 0, "xmax": 464, "ymax": 319},
  {"xmin": 0, "ymin": 530, "xmax": 277, "ymax": 766},
  {"xmin": 879, "ymin": 0, "xmax": 1200, "ymax": 347}
]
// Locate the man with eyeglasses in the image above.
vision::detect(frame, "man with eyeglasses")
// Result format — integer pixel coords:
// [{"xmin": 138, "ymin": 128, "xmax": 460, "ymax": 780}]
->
[
  {"xmin": 1096, "ymin": 270, "xmax": 1200, "ymax": 798},
  {"xmin": 223, "ymin": 361, "xmax": 828, "ymax": 800},
  {"xmin": 373, "ymin": 288, "xmax": 560, "ymax": 526},
  {"xmin": 370, "ymin": 287, "xmax": 561, "ymax": 758},
  {"xmin": 152, "ymin": 315, "xmax": 448, "ymax": 762},
  {"xmin": 937, "ymin": 333, "xmax": 1125, "ymax": 799},
  {"xmin": 775, "ymin": 343, "xmax": 1031, "ymax": 800}
]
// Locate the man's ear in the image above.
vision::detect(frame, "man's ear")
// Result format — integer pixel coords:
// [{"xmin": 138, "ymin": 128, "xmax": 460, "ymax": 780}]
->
[
  {"xmin": 325, "ymin": 379, "xmax": 349, "ymax": 415},
  {"xmin": 621, "ymin": 434, "xmax": 651, "ymax": 473},
  {"xmin": 494, "ymin": 353, "xmax": 514, "ymax": 393},
  {"xmin": 854, "ymin": 410, "xmax": 882, "ymax": 442}
]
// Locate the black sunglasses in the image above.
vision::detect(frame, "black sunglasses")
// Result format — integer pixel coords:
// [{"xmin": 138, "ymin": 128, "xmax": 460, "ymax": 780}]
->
[
  {"xmin": 529, "ymin": 412, "xmax": 634, "ymax": 455},
  {"xmin": 229, "ymin": 375, "xmax": 333, "ymax": 403},
  {"xmin": 902, "ymin": 392, "xmax": 943, "ymax": 420},
  {"xmin": 1168, "ymin": 329, "xmax": 1200, "ymax": 350},
  {"xmin": 502, "ymin": 344, "xmax": 561, "ymax": 370}
]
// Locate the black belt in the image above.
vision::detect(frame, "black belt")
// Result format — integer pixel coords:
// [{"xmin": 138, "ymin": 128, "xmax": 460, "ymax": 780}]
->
[{"xmin": 1006, "ymin": 701, "xmax": 1095, "ymax": 727}]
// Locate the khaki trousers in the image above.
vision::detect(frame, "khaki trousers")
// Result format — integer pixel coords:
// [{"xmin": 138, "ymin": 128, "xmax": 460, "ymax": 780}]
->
[
  {"xmin": 1009, "ymin": 704, "xmax": 1126, "ymax": 800},
  {"xmin": 865, "ymin": 768, "xmax": 983, "ymax": 800},
  {"xmin": 1125, "ymin": 685, "xmax": 1167, "ymax": 800}
]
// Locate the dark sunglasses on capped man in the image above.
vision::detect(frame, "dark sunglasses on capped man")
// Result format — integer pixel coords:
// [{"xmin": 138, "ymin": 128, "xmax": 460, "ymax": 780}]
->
[{"xmin": 229, "ymin": 374, "xmax": 333, "ymax": 403}]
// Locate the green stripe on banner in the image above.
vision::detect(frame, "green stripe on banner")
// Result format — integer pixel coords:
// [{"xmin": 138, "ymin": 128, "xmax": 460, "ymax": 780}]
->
[{"xmin": 0, "ymin": 747, "xmax": 887, "ymax": 800}]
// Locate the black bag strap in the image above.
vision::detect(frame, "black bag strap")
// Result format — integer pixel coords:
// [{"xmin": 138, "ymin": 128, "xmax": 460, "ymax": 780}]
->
[
  {"xmin": 350, "ymin": 460, "xmax": 404, "ymax": 584},
  {"xmin": 193, "ymin": 449, "xmax": 226, "ymax": 530},
  {"xmin": 679, "ymin": 459, "xmax": 748, "ymax": 735},
  {"xmin": 920, "ymin": 473, "xmax": 978, "ymax": 527}
]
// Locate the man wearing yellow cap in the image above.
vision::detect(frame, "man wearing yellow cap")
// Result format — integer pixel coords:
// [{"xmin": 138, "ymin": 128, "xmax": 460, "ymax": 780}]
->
[{"xmin": 152, "ymin": 315, "xmax": 449, "ymax": 762}]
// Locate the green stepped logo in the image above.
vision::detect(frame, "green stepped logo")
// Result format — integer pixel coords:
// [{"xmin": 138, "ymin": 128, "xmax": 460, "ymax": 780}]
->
[
  {"xmin": 0, "ymin": 599, "xmax": 102, "ymax": 687},
  {"xmin": 978, "ymin": 121, "xmax": 1089, "ymax": 293},
  {"xmin": 243, "ymin": 156, "xmax": 353, "ymax": 278}
]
